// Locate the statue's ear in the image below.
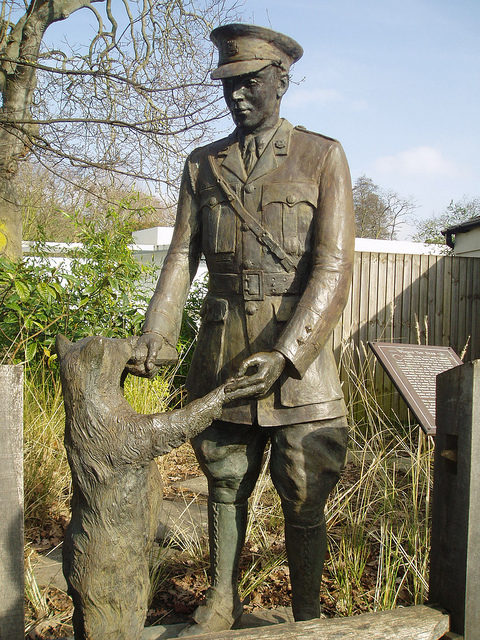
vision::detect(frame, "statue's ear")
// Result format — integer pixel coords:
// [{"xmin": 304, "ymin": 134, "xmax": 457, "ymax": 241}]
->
[
  {"xmin": 277, "ymin": 71, "xmax": 289, "ymax": 99},
  {"xmin": 55, "ymin": 334, "xmax": 72, "ymax": 360}
]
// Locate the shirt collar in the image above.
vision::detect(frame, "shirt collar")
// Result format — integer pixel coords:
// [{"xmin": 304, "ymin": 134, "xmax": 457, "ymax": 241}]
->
[{"xmin": 237, "ymin": 119, "xmax": 282, "ymax": 155}]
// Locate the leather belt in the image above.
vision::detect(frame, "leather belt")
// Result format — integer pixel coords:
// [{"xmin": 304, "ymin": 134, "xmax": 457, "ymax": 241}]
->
[{"xmin": 209, "ymin": 271, "xmax": 300, "ymax": 301}]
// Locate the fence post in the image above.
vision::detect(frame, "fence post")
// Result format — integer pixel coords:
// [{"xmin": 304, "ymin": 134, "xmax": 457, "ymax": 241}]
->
[
  {"xmin": 0, "ymin": 365, "xmax": 24, "ymax": 639},
  {"xmin": 430, "ymin": 359, "xmax": 480, "ymax": 639}
]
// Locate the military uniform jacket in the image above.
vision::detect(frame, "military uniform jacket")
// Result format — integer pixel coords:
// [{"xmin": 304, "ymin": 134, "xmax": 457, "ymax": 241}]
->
[{"xmin": 144, "ymin": 119, "xmax": 355, "ymax": 426}]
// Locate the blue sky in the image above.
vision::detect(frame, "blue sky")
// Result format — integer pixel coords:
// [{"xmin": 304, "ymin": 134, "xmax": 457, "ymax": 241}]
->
[{"xmin": 239, "ymin": 0, "xmax": 479, "ymax": 237}]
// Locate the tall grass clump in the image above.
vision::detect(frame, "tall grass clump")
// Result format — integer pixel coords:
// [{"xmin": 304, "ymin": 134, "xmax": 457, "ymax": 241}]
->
[
  {"xmin": 231, "ymin": 340, "xmax": 433, "ymax": 615},
  {"xmin": 325, "ymin": 340, "xmax": 433, "ymax": 614},
  {"xmin": 156, "ymin": 338, "xmax": 434, "ymax": 616},
  {"xmin": 23, "ymin": 361, "xmax": 70, "ymax": 530}
]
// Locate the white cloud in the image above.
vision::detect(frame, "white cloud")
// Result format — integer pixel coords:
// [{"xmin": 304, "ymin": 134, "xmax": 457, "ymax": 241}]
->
[
  {"xmin": 373, "ymin": 146, "xmax": 457, "ymax": 178},
  {"xmin": 284, "ymin": 87, "xmax": 342, "ymax": 109}
]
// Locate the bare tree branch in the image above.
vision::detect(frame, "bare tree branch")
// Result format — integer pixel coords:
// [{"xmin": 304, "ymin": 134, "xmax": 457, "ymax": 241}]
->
[
  {"xmin": 353, "ymin": 175, "xmax": 416, "ymax": 240},
  {"xmin": 0, "ymin": 0, "xmax": 240, "ymax": 257}
]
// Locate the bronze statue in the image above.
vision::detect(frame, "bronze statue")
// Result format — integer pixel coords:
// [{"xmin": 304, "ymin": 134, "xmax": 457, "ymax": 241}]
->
[
  {"xmin": 131, "ymin": 22, "xmax": 355, "ymax": 635},
  {"xmin": 57, "ymin": 334, "xmax": 245, "ymax": 640}
]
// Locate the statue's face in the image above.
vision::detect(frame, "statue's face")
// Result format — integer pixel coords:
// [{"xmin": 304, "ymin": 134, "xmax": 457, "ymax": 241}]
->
[{"xmin": 222, "ymin": 65, "xmax": 288, "ymax": 134}]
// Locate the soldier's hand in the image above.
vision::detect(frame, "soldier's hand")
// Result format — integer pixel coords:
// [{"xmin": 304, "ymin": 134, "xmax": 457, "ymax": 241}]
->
[
  {"xmin": 125, "ymin": 332, "xmax": 164, "ymax": 378},
  {"xmin": 225, "ymin": 350, "xmax": 285, "ymax": 401}
]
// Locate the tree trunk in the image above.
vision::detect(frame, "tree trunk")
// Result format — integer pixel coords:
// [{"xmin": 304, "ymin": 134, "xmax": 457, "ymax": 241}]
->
[{"xmin": 0, "ymin": 173, "xmax": 21, "ymax": 258}]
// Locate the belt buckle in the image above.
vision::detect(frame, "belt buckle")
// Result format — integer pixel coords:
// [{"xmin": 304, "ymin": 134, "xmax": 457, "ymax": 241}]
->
[{"xmin": 242, "ymin": 270, "xmax": 264, "ymax": 301}]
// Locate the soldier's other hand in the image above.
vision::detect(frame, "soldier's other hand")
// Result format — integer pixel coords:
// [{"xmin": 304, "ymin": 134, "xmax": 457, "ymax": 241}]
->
[
  {"xmin": 225, "ymin": 351, "xmax": 285, "ymax": 401},
  {"xmin": 125, "ymin": 332, "xmax": 163, "ymax": 378},
  {"xmin": 224, "ymin": 376, "xmax": 257, "ymax": 403}
]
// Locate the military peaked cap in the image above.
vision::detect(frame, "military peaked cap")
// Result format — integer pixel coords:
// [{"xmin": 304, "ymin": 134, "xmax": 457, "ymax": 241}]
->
[{"xmin": 210, "ymin": 23, "xmax": 303, "ymax": 80}]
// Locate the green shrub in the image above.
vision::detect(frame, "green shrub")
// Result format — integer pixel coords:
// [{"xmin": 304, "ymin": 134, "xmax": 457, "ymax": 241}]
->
[
  {"xmin": 1, "ymin": 202, "xmax": 207, "ymax": 378},
  {"xmin": 16, "ymin": 204, "xmax": 206, "ymax": 531},
  {"xmin": 0, "ymin": 205, "xmax": 158, "ymax": 366}
]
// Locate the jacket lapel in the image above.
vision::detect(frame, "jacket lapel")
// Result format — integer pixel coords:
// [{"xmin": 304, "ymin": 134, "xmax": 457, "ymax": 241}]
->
[
  {"xmin": 215, "ymin": 119, "xmax": 293, "ymax": 184},
  {"xmin": 248, "ymin": 119, "xmax": 293, "ymax": 183},
  {"xmin": 218, "ymin": 136, "xmax": 247, "ymax": 183}
]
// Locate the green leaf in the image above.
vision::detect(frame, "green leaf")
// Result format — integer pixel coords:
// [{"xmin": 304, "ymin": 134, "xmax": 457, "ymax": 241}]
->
[
  {"xmin": 50, "ymin": 281, "xmax": 65, "ymax": 297},
  {"xmin": 5, "ymin": 301, "xmax": 22, "ymax": 313},
  {"xmin": 37, "ymin": 282, "xmax": 54, "ymax": 303},
  {"xmin": 83, "ymin": 284, "xmax": 97, "ymax": 294},
  {"xmin": 25, "ymin": 341, "xmax": 37, "ymax": 362},
  {"xmin": 14, "ymin": 280, "xmax": 30, "ymax": 301},
  {"xmin": 48, "ymin": 353, "xmax": 58, "ymax": 367}
]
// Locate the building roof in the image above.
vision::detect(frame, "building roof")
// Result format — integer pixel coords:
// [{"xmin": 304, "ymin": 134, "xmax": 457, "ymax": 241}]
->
[{"xmin": 441, "ymin": 216, "xmax": 480, "ymax": 248}]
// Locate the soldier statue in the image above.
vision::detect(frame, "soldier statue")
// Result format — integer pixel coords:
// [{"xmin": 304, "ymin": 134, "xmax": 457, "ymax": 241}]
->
[{"xmin": 130, "ymin": 23, "xmax": 355, "ymax": 635}]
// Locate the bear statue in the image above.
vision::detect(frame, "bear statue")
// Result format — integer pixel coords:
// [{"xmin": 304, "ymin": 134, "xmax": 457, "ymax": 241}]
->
[{"xmin": 56, "ymin": 334, "xmax": 230, "ymax": 640}]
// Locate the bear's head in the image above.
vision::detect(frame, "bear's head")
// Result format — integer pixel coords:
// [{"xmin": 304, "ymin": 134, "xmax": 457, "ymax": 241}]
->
[{"xmin": 56, "ymin": 335, "xmax": 136, "ymax": 404}]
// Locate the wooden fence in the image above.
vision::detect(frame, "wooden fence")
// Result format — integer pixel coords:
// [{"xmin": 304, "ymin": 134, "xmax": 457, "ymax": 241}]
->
[{"xmin": 332, "ymin": 251, "xmax": 480, "ymax": 420}]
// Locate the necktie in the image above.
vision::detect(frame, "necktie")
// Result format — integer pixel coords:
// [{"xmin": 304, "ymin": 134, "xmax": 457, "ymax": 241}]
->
[{"xmin": 242, "ymin": 136, "xmax": 257, "ymax": 175}]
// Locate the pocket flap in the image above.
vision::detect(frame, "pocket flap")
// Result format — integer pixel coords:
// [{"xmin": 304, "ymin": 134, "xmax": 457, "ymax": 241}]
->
[
  {"xmin": 199, "ymin": 187, "xmax": 227, "ymax": 209},
  {"xmin": 262, "ymin": 182, "xmax": 318, "ymax": 208},
  {"xmin": 200, "ymin": 297, "xmax": 228, "ymax": 322},
  {"xmin": 273, "ymin": 296, "xmax": 300, "ymax": 322}
]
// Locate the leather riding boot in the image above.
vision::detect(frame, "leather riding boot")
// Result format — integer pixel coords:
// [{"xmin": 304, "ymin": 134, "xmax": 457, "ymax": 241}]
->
[
  {"xmin": 177, "ymin": 501, "xmax": 247, "ymax": 637},
  {"xmin": 284, "ymin": 520, "xmax": 327, "ymax": 621}
]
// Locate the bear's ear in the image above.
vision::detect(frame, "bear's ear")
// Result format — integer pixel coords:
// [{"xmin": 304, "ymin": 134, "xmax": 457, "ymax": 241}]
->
[{"xmin": 55, "ymin": 334, "xmax": 72, "ymax": 360}]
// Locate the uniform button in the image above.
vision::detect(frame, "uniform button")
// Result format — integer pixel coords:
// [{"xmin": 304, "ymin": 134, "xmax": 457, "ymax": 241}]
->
[
  {"xmin": 241, "ymin": 223, "xmax": 249, "ymax": 232},
  {"xmin": 245, "ymin": 302, "xmax": 257, "ymax": 315},
  {"xmin": 242, "ymin": 260, "xmax": 255, "ymax": 269},
  {"xmin": 244, "ymin": 184, "xmax": 254, "ymax": 194},
  {"xmin": 275, "ymin": 139, "xmax": 286, "ymax": 149},
  {"xmin": 286, "ymin": 194, "xmax": 295, "ymax": 205},
  {"xmin": 208, "ymin": 197, "xmax": 217, "ymax": 207}
]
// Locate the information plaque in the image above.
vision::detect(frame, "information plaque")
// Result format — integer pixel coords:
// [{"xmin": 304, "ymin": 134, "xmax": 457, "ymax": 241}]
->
[{"xmin": 368, "ymin": 342, "xmax": 463, "ymax": 435}]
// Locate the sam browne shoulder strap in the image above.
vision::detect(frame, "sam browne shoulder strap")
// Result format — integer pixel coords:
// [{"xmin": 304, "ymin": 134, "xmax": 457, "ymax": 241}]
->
[{"xmin": 207, "ymin": 155, "xmax": 296, "ymax": 273}]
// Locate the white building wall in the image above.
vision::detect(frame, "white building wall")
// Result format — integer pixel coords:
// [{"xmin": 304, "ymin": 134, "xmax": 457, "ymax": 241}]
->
[
  {"xmin": 353, "ymin": 237, "xmax": 446, "ymax": 255},
  {"xmin": 450, "ymin": 227, "xmax": 480, "ymax": 257}
]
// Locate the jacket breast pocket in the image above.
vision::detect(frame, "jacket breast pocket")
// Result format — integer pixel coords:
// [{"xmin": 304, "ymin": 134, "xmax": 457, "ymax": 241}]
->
[
  {"xmin": 199, "ymin": 187, "xmax": 236, "ymax": 255},
  {"xmin": 262, "ymin": 182, "xmax": 318, "ymax": 256}
]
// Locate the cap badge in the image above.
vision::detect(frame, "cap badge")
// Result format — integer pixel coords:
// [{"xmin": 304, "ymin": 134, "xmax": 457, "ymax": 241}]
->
[{"xmin": 225, "ymin": 40, "xmax": 238, "ymax": 57}]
